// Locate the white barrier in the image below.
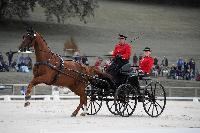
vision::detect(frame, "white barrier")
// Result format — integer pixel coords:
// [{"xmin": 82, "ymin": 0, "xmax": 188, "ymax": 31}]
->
[
  {"xmin": 0, "ymin": 95, "xmax": 199, "ymax": 102},
  {"xmin": 0, "ymin": 95, "xmax": 79, "ymax": 102}
]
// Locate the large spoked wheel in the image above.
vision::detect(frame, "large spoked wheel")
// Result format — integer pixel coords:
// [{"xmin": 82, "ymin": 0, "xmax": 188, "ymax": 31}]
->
[
  {"xmin": 86, "ymin": 95, "xmax": 102, "ymax": 115},
  {"xmin": 114, "ymin": 84, "xmax": 137, "ymax": 117},
  {"xmin": 106, "ymin": 97, "xmax": 118, "ymax": 115},
  {"xmin": 142, "ymin": 81, "xmax": 166, "ymax": 117}
]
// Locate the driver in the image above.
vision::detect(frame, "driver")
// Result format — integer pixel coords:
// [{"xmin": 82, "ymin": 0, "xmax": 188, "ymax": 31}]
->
[{"xmin": 107, "ymin": 34, "xmax": 132, "ymax": 77}]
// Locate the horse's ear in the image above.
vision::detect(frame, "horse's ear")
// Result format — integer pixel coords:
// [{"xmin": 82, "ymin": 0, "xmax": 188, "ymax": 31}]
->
[{"xmin": 26, "ymin": 26, "xmax": 35, "ymax": 36}]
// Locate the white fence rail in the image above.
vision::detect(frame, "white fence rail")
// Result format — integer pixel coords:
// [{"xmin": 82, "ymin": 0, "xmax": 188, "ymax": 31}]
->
[
  {"xmin": 0, "ymin": 84, "xmax": 200, "ymax": 102},
  {"xmin": 0, "ymin": 95, "xmax": 199, "ymax": 102}
]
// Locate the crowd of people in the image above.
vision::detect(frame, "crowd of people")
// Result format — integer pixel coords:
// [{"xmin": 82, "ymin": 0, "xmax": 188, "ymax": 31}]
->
[
  {"xmin": 0, "ymin": 50, "xmax": 32, "ymax": 73},
  {"xmin": 150, "ymin": 56, "xmax": 197, "ymax": 80},
  {"xmin": 1, "ymin": 42, "xmax": 199, "ymax": 82}
]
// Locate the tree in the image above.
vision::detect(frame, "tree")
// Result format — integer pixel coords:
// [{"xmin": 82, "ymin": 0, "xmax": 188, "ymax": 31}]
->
[
  {"xmin": 0, "ymin": 0, "xmax": 98, "ymax": 23},
  {"xmin": 38, "ymin": 0, "xmax": 98, "ymax": 23},
  {"xmin": 0, "ymin": 0, "xmax": 36, "ymax": 20}
]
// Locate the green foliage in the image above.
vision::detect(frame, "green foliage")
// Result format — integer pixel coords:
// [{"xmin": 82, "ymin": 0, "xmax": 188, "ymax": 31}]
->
[
  {"xmin": 38, "ymin": 0, "xmax": 98, "ymax": 23},
  {"xmin": 0, "ymin": 0, "xmax": 98, "ymax": 23},
  {"xmin": 0, "ymin": 0, "xmax": 37, "ymax": 20}
]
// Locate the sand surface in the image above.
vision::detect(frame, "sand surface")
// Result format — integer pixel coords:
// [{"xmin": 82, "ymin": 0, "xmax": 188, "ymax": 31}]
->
[{"xmin": 0, "ymin": 100, "xmax": 200, "ymax": 133}]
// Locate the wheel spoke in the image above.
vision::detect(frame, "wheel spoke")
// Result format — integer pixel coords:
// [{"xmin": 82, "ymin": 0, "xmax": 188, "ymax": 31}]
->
[
  {"xmin": 93, "ymin": 102, "xmax": 97, "ymax": 113},
  {"xmin": 147, "ymin": 102, "xmax": 153, "ymax": 112},
  {"xmin": 128, "ymin": 103, "xmax": 133, "ymax": 110},
  {"xmin": 155, "ymin": 104, "xmax": 159, "ymax": 115},
  {"xmin": 151, "ymin": 103, "xmax": 155, "ymax": 116},
  {"xmin": 155, "ymin": 101, "xmax": 163, "ymax": 110},
  {"xmin": 95, "ymin": 101, "xmax": 100, "ymax": 107},
  {"xmin": 90, "ymin": 101, "xmax": 93, "ymax": 114},
  {"xmin": 144, "ymin": 101, "xmax": 150, "ymax": 106}
]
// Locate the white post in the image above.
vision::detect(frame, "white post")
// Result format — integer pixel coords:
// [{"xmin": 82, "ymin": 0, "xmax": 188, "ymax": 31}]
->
[
  {"xmin": 193, "ymin": 97, "xmax": 199, "ymax": 103},
  {"xmin": 4, "ymin": 95, "xmax": 11, "ymax": 102}
]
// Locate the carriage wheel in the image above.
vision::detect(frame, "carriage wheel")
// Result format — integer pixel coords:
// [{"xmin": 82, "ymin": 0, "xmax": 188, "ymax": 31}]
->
[
  {"xmin": 106, "ymin": 98, "xmax": 118, "ymax": 115},
  {"xmin": 142, "ymin": 82, "xmax": 166, "ymax": 117},
  {"xmin": 114, "ymin": 84, "xmax": 137, "ymax": 117},
  {"xmin": 86, "ymin": 95, "xmax": 102, "ymax": 115}
]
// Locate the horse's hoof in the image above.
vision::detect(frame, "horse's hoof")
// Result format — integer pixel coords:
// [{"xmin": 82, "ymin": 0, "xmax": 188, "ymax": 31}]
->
[
  {"xmin": 80, "ymin": 113, "xmax": 86, "ymax": 116},
  {"xmin": 25, "ymin": 95, "xmax": 31, "ymax": 100},
  {"xmin": 71, "ymin": 113, "xmax": 77, "ymax": 117},
  {"xmin": 24, "ymin": 102, "xmax": 30, "ymax": 107}
]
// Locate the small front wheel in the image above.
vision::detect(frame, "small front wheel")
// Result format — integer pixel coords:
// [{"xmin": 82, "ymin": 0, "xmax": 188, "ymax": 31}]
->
[
  {"xmin": 114, "ymin": 84, "xmax": 137, "ymax": 117},
  {"xmin": 86, "ymin": 96, "xmax": 102, "ymax": 115}
]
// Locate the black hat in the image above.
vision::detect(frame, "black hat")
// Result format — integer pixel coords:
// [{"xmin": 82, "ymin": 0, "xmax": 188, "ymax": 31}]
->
[
  {"xmin": 118, "ymin": 34, "xmax": 127, "ymax": 39},
  {"xmin": 143, "ymin": 47, "xmax": 151, "ymax": 52}
]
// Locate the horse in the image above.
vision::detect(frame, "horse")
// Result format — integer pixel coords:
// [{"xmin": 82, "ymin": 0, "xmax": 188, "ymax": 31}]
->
[{"xmin": 19, "ymin": 28, "xmax": 111, "ymax": 117}]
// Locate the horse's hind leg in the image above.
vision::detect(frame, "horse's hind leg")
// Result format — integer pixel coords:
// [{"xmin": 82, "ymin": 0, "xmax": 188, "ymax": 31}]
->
[
  {"xmin": 71, "ymin": 88, "xmax": 87, "ymax": 117},
  {"xmin": 80, "ymin": 95, "xmax": 87, "ymax": 116}
]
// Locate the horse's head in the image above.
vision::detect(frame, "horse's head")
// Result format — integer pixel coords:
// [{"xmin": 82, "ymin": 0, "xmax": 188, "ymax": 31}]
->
[{"xmin": 19, "ymin": 27, "xmax": 36, "ymax": 52}]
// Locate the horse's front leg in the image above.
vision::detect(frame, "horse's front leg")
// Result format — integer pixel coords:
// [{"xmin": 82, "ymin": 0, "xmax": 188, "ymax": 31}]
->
[{"xmin": 24, "ymin": 75, "xmax": 50, "ymax": 107}]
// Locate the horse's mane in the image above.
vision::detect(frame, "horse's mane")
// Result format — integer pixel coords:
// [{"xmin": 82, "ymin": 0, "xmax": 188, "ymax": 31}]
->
[{"xmin": 36, "ymin": 32, "xmax": 48, "ymax": 46}]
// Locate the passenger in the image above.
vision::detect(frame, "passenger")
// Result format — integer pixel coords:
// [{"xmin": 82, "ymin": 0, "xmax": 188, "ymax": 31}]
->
[{"xmin": 139, "ymin": 47, "xmax": 154, "ymax": 76}]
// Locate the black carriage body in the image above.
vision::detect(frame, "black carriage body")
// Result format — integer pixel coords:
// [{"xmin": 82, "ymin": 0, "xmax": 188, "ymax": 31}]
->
[{"xmin": 85, "ymin": 63, "xmax": 166, "ymax": 117}]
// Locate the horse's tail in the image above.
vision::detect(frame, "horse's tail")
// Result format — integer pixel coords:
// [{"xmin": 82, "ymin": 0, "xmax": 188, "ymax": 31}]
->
[{"xmin": 86, "ymin": 66, "xmax": 114, "ymax": 84}]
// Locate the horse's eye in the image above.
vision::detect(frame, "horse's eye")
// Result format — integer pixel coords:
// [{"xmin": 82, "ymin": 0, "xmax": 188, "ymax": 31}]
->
[{"xmin": 23, "ymin": 35, "xmax": 25, "ymax": 39}]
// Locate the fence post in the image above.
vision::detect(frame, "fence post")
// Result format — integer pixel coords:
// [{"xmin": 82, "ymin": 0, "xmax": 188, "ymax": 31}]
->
[
  {"xmin": 195, "ymin": 88, "xmax": 198, "ymax": 97},
  {"xmin": 4, "ymin": 95, "xmax": 11, "ymax": 101},
  {"xmin": 168, "ymin": 88, "xmax": 172, "ymax": 97}
]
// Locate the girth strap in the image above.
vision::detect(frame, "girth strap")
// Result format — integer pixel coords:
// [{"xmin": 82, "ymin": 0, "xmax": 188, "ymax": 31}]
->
[{"xmin": 34, "ymin": 55, "xmax": 65, "ymax": 84}]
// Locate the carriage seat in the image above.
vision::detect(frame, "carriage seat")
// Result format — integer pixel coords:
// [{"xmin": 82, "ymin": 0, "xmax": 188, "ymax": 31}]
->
[
  {"xmin": 138, "ymin": 72, "xmax": 151, "ymax": 80},
  {"xmin": 141, "ymin": 76, "xmax": 151, "ymax": 80},
  {"xmin": 119, "ymin": 63, "xmax": 133, "ymax": 75}
]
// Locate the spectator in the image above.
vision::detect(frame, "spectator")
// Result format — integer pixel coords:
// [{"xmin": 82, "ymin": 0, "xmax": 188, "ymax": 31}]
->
[
  {"xmin": 11, "ymin": 59, "xmax": 17, "ymax": 71},
  {"xmin": 154, "ymin": 56, "xmax": 158, "ymax": 66},
  {"xmin": 24, "ymin": 55, "xmax": 32, "ymax": 70},
  {"xmin": 0, "ymin": 52, "xmax": 4, "ymax": 63},
  {"xmin": 189, "ymin": 58, "xmax": 195, "ymax": 79},
  {"xmin": 94, "ymin": 57, "xmax": 103, "ymax": 70},
  {"xmin": 132, "ymin": 53, "xmax": 138, "ymax": 66},
  {"xmin": 17, "ymin": 54, "xmax": 26, "ymax": 72},
  {"xmin": 0, "ymin": 61, "xmax": 9, "ymax": 72},
  {"xmin": 162, "ymin": 56, "xmax": 168, "ymax": 67},
  {"xmin": 152, "ymin": 66, "xmax": 158, "ymax": 78},
  {"xmin": 6, "ymin": 50, "xmax": 18, "ymax": 66},
  {"xmin": 139, "ymin": 53, "xmax": 143, "ymax": 61},
  {"xmin": 81, "ymin": 54, "xmax": 89, "ymax": 66},
  {"xmin": 184, "ymin": 59, "xmax": 190, "ymax": 80},
  {"xmin": 177, "ymin": 57, "xmax": 184, "ymax": 71},
  {"xmin": 169, "ymin": 64, "xmax": 177, "ymax": 79},
  {"xmin": 73, "ymin": 51, "xmax": 81, "ymax": 62}
]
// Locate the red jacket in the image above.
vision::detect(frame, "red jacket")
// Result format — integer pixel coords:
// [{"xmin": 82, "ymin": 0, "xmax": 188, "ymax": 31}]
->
[
  {"xmin": 113, "ymin": 43, "xmax": 131, "ymax": 60},
  {"xmin": 139, "ymin": 56, "xmax": 154, "ymax": 74}
]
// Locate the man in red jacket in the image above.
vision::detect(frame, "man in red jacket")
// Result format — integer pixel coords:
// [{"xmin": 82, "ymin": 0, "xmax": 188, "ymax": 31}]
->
[
  {"xmin": 107, "ymin": 34, "xmax": 131, "ymax": 79},
  {"xmin": 112, "ymin": 35, "xmax": 131, "ymax": 61},
  {"xmin": 139, "ymin": 47, "xmax": 154, "ymax": 75}
]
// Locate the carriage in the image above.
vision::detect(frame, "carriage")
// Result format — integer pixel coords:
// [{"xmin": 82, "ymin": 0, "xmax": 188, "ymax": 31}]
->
[{"xmin": 85, "ymin": 63, "xmax": 166, "ymax": 117}]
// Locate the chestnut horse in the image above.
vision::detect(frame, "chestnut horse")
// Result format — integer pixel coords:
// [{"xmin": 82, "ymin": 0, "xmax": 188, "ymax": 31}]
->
[{"xmin": 19, "ymin": 28, "xmax": 110, "ymax": 117}]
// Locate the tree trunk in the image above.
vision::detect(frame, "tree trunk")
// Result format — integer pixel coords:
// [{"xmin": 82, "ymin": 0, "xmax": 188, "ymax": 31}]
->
[
  {"xmin": 0, "ymin": 0, "xmax": 7, "ymax": 20},
  {"xmin": 56, "ymin": 15, "xmax": 60, "ymax": 23}
]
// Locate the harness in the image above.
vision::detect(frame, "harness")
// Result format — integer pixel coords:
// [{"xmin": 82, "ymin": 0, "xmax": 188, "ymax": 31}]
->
[{"xmin": 34, "ymin": 54, "xmax": 91, "ymax": 85}]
